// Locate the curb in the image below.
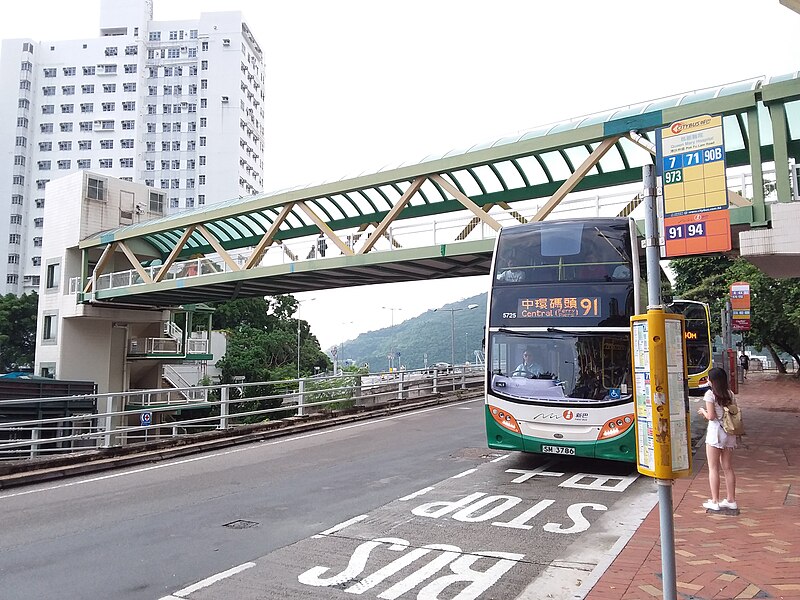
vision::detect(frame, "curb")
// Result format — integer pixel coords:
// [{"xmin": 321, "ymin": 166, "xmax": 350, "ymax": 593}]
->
[{"xmin": 0, "ymin": 389, "xmax": 483, "ymax": 490}]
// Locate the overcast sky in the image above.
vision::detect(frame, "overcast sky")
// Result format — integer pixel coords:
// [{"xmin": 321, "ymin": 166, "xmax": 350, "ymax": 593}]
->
[{"xmin": 2, "ymin": 1, "xmax": 798, "ymax": 350}]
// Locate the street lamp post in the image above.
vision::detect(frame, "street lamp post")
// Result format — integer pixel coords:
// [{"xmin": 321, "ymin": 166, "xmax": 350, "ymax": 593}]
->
[
  {"xmin": 434, "ymin": 304, "xmax": 479, "ymax": 368},
  {"xmin": 296, "ymin": 297, "xmax": 316, "ymax": 380},
  {"xmin": 381, "ymin": 306, "xmax": 402, "ymax": 372}
]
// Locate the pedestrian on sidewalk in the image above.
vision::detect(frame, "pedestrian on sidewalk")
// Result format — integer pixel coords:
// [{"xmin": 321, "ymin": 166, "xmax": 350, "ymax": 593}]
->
[
  {"xmin": 697, "ymin": 367, "xmax": 738, "ymax": 511},
  {"xmin": 739, "ymin": 351, "xmax": 749, "ymax": 380}
]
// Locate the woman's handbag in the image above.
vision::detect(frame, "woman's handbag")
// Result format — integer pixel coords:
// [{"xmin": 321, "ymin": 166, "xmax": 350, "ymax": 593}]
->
[{"xmin": 722, "ymin": 401, "xmax": 746, "ymax": 436}]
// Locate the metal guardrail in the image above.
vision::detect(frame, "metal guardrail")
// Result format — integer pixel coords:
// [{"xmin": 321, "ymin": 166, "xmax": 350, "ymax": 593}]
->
[{"xmin": 0, "ymin": 366, "xmax": 484, "ymax": 460}]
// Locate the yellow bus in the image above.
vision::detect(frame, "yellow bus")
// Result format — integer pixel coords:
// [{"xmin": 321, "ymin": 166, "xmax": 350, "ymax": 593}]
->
[{"xmin": 668, "ymin": 300, "xmax": 712, "ymax": 393}]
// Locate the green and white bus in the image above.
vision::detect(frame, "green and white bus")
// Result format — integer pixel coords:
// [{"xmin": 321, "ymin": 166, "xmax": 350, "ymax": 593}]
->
[{"xmin": 485, "ymin": 217, "xmax": 644, "ymax": 463}]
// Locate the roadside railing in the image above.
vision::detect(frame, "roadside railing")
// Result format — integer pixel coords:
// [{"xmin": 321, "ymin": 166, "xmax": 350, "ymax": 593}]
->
[{"xmin": 0, "ymin": 366, "xmax": 484, "ymax": 460}]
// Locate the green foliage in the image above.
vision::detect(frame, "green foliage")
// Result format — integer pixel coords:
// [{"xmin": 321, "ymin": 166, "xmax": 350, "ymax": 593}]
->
[
  {"xmin": 0, "ymin": 292, "xmax": 38, "ymax": 372},
  {"xmin": 213, "ymin": 295, "xmax": 331, "ymax": 388},
  {"xmin": 304, "ymin": 373, "xmax": 362, "ymax": 412},
  {"xmin": 670, "ymin": 256, "xmax": 800, "ymax": 367},
  {"xmin": 337, "ymin": 295, "xmax": 487, "ymax": 371}
]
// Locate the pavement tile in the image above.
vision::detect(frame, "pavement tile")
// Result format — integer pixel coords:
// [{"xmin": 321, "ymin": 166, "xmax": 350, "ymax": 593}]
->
[{"xmin": 585, "ymin": 372, "xmax": 800, "ymax": 600}]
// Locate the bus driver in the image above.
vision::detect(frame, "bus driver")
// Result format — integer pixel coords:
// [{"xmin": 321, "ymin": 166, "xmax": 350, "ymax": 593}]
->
[{"xmin": 513, "ymin": 349, "xmax": 542, "ymax": 378}]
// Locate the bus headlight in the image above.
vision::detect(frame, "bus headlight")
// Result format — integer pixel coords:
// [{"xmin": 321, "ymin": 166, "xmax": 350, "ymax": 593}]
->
[
  {"xmin": 597, "ymin": 413, "xmax": 634, "ymax": 440},
  {"xmin": 489, "ymin": 405, "xmax": 520, "ymax": 434}
]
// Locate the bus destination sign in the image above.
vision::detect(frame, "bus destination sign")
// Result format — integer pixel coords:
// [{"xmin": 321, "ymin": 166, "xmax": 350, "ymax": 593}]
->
[
  {"xmin": 656, "ymin": 114, "xmax": 732, "ymax": 258},
  {"xmin": 517, "ymin": 296, "xmax": 601, "ymax": 319}
]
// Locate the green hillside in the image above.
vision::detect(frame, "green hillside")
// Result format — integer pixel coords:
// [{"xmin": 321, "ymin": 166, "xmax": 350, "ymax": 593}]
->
[{"xmin": 333, "ymin": 293, "xmax": 488, "ymax": 371}]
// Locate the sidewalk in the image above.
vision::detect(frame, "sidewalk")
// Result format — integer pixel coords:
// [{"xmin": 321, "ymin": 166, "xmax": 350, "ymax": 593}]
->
[{"xmin": 586, "ymin": 371, "xmax": 800, "ymax": 600}]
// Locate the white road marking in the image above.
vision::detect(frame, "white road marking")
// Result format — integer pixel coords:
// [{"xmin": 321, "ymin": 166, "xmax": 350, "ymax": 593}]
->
[
  {"xmin": 451, "ymin": 468, "xmax": 477, "ymax": 479},
  {"xmin": 159, "ymin": 562, "xmax": 255, "ymax": 599},
  {"xmin": 490, "ymin": 454, "xmax": 510, "ymax": 463},
  {"xmin": 398, "ymin": 486, "xmax": 435, "ymax": 501},
  {"xmin": 455, "ymin": 407, "xmax": 472, "ymax": 410},
  {"xmin": 0, "ymin": 398, "xmax": 482, "ymax": 500},
  {"xmin": 312, "ymin": 514, "xmax": 369, "ymax": 538}
]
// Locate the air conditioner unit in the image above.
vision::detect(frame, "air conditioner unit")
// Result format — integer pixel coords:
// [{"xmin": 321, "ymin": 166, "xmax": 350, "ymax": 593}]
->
[
  {"xmin": 221, "ymin": 96, "xmax": 229, "ymax": 103},
  {"xmin": 222, "ymin": 38, "xmax": 231, "ymax": 46},
  {"xmin": 180, "ymin": 46, "xmax": 187, "ymax": 52}
]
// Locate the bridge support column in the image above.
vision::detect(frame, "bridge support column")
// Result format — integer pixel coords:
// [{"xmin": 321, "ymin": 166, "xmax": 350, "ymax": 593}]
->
[{"xmin": 746, "ymin": 108, "xmax": 767, "ymax": 225}]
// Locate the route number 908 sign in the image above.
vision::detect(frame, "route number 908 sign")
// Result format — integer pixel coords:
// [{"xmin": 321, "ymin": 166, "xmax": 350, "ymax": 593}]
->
[{"xmin": 656, "ymin": 114, "xmax": 731, "ymax": 258}]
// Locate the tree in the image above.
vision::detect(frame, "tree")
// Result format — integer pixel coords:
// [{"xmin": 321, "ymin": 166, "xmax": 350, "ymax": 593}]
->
[
  {"xmin": 670, "ymin": 256, "xmax": 800, "ymax": 375},
  {"xmin": 0, "ymin": 292, "xmax": 38, "ymax": 372}
]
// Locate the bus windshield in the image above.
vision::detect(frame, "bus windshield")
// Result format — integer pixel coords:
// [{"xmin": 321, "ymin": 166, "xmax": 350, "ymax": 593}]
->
[
  {"xmin": 489, "ymin": 331, "xmax": 632, "ymax": 403},
  {"xmin": 494, "ymin": 221, "xmax": 633, "ymax": 285}
]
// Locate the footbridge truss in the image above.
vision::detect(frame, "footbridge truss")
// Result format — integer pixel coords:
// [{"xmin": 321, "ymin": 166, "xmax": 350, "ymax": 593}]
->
[{"xmin": 77, "ymin": 72, "xmax": 800, "ymax": 307}]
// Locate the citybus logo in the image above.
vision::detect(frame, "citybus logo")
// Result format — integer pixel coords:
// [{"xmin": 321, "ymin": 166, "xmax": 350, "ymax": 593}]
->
[
  {"xmin": 670, "ymin": 117, "xmax": 712, "ymax": 135},
  {"xmin": 563, "ymin": 410, "xmax": 574, "ymax": 420}
]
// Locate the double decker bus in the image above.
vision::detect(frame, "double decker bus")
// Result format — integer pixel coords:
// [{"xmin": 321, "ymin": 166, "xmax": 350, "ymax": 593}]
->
[
  {"xmin": 485, "ymin": 217, "xmax": 644, "ymax": 463},
  {"xmin": 668, "ymin": 299, "xmax": 712, "ymax": 393}
]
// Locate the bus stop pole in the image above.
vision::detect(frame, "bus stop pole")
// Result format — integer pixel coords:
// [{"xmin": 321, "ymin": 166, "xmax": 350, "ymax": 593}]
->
[{"xmin": 643, "ymin": 163, "xmax": 678, "ymax": 600}]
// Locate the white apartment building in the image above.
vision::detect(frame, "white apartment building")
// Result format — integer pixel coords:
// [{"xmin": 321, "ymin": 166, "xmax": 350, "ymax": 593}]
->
[{"xmin": 0, "ymin": 0, "xmax": 265, "ymax": 296}]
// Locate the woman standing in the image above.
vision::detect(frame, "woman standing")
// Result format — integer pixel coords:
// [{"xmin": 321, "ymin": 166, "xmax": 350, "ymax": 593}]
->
[{"xmin": 696, "ymin": 367, "xmax": 738, "ymax": 511}]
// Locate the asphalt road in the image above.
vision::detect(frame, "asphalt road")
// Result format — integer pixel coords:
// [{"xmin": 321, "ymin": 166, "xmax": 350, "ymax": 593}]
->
[{"xmin": 0, "ymin": 398, "xmax": 661, "ymax": 600}]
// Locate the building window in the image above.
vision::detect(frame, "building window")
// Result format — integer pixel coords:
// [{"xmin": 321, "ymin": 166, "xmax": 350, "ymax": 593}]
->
[
  {"xmin": 79, "ymin": 121, "xmax": 93, "ymax": 131},
  {"xmin": 19, "ymin": 99, "xmax": 30, "ymax": 109},
  {"xmin": 99, "ymin": 159, "xmax": 113, "ymax": 168},
  {"xmin": 11, "ymin": 195, "xmax": 23, "ymax": 205},
  {"xmin": 58, "ymin": 141, "xmax": 72, "ymax": 151},
  {"xmin": 186, "ymin": 197, "xmax": 194, "ymax": 208},
  {"xmin": 63, "ymin": 66, "xmax": 76, "ymax": 76},
  {"xmin": 79, "ymin": 140, "xmax": 91, "ymax": 150},
  {"xmin": 122, "ymin": 101, "xmax": 135, "ymax": 111},
  {"xmin": 121, "ymin": 139, "xmax": 134, "ymax": 149},
  {"xmin": 83, "ymin": 66, "xmax": 96, "ymax": 75},
  {"xmin": 149, "ymin": 31, "xmax": 161, "ymax": 41},
  {"xmin": 8, "ymin": 254, "xmax": 20, "ymax": 264},
  {"xmin": 146, "ymin": 161, "xmax": 155, "ymax": 170},
  {"xmin": 188, "ymin": 84, "xmax": 197, "ymax": 95},
  {"xmin": 45, "ymin": 263, "xmax": 61, "ymax": 290},
  {"xmin": 145, "ymin": 179, "xmax": 154, "ymax": 187},
  {"xmin": 105, "ymin": 47, "xmax": 117, "ymax": 56},
  {"xmin": 160, "ymin": 179, "xmax": 168, "ymax": 188},
  {"xmin": 186, "ymin": 178, "xmax": 195, "ymax": 189},
  {"xmin": 100, "ymin": 64, "xmax": 116, "ymax": 74},
  {"xmin": 36, "ymin": 179, "xmax": 49, "ymax": 190},
  {"xmin": 77, "ymin": 159, "xmax": 91, "ymax": 169},
  {"xmin": 148, "ymin": 85, "xmax": 157, "ymax": 96},
  {"xmin": 200, "ymin": 117, "xmax": 207, "ymax": 127},
  {"xmin": 199, "ymin": 156, "xmax": 206, "ymax": 166},
  {"xmin": 14, "ymin": 155, "xmax": 26, "ymax": 166},
  {"xmin": 199, "ymin": 137, "xmax": 206, "ymax": 147},
  {"xmin": 38, "ymin": 161, "xmax": 51, "ymax": 170},
  {"xmin": 124, "ymin": 64, "xmax": 137, "ymax": 74},
  {"xmin": 172, "ymin": 160, "xmax": 181, "ymax": 169},
  {"xmin": 171, "ymin": 179, "xmax": 180, "ymax": 189},
  {"xmin": 201, "ymin": 60, "xmax": 208, "ymax": 70},
  {"xmin": 187, "ymin": 159, "xmax": 195, "ymax": 169},
  {"xmin": 163, "ymin": 85, "xmax": 172, "ymax": 95},
  {"xmin": 102, "ymin": 102, "xmax": 115, "ymax": 111},
  {"xmin": 167, "ymin": 48, "xmax": 180, "ymax": 58},
  {"xmin": 125, "ymin": 45, "xmax": 137, "ymax": 55},
  {"xmin": 188, "ymin": 48, "xmax": 197, "ymax": 58},
  {"xmin": 202, "ymin": 41, "xmax": 209, "ymax": 51},
  {"xmin": 103, "ymin": 83, "xmax": 116, "ymax": 93},
  {"xmin": 43, "ymin": 85, "xmax": 55, "ymax": 95},
  {"xmin": 19, "ymin": 80, "xmax": 31, "ymax": 91},
  {"xmin": 44, "ymin": 68, "xmax": 56, "ymax": 77},
  {"xmin": 87, "ymin": 177, "xmax": 105, "ymax": 200},
  {"xmin": 148, "ymin": 104, "xmax": 156, "ymax": 115},
  {"xmin": 40, "ymin": 123, "xmax": 53, "ymax": 133},
  {"xmin": 120, "ymin": 158, "xmax": 133, "ymax": 168},
  {"xmin": 42, "ymin": 104, "xmax": 54, "ymax": 114},
  {"xmin": 172, "ymin": 141, "xmax": 180, "ymax": 151},
  {"xmin": 39, "ymin": 142, "xmax": 52, "ymax": 151},
  {"xmin": 33, "ymin": 237, "xmax": 42, "ymax": 247},
  {"xmin": 10, "ymin": 215, "xmax": 22, "ymax": 225},
  {"xmin": 9, "ymin": 234, "xmax": 21, "ymax": 244},
  {"xmin": 169, "ymin": 30, "xmax": 178, "ymax": 40},
  {"xmin": 146, "ymin": 141, "xmax": 155, "ymax": 151},
  {"xmin": 163, "ymin": 103, "xmax": 172, "ymax": 114},
  {"xmin": 149, "ymin": 191, "xmax": 164, "ymax": 213},
  {"xmin": 16, "ymin": 136, "xmax": 27, "ymax": 147},
  {"xmin": 198, "ymin": 195, "xmax": 205, "ymax": 205},
  {"xmin": 31, "ymin": 257, "xmax": 41, "ymax": 267},
  {"xmin": 200, "ymin": 79, "xmax": 208, "ymax": 90},
  {"xmin": 169, "ymin": 197, "xmax": 179, "ymax": 209},
  {"xmin": 123, "ymin": 82, "xmax": 136, "ymax": 92},
  {"xmin": 121, "ymin": 120, "xmax": 134, "ymax": 129},
  {"xmin": 60, "ymin": 123, "xmax": 73, "ymax": 132},
  {"xmin": 200, "ymin": 98, "xmax": 207, "ymax": 108},
  {"xmin": 60, "ymin": 104, "xmax": 74, "ymax": 113},
  {"xmin": 62, "ymin": 85, "xmax": 75, "ymax": 95},
  {"xmin": 160, "ymin": 160, "xmax": 169, "ymax": 169},
  {"xmin": 34, "ymin": 217, "xmax": 44, "ymax": 227},
  {"xmin": 100, "ymin": 139, "xmax": 114, "ymax": 149},
  {"xmin": 198, "ymin": 175, "xmax": 206, "ymax": 185},
  {"xmin": 81, "ymin": 103, "xmax": 93, "ymax": 113},
  {"xmin": 42, "ymin": 314, "xmax": 57, "ymax": 341},
  {"xmin": 35, "ymin": 198, "xmax": 45, "ymax": 209},
  {"xmin": 7, "ymin": 275, "xmax": 18, "ymax": 285},
  {"xmin": 162, "ymin": 123, "xmax": 171, "ymax": 133},
  {"xmin": 12, "ymin": 175, "xmax": 25, "ymax": 185},
  {"xmin": 81, "ymin": 84, "xmax": 94, "ymax": 93},
  {"xmin": 100, "ymin": 120, "xmax": 115, "ymax": 130},
  {"xmin": 187, "ymin": 140, "xmax": 196, "ymax": 151}
]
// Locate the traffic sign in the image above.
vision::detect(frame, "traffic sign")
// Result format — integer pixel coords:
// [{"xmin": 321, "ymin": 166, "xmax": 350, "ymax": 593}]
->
[
  {"xmin": 730, "ymin": 281, "xmax": 751, "ymax": 331},
  {"xmin": 140, "ymin": 411, "xmax": 152, "ymax": 427},
  {"xmin": 656, "ymin": 114, "xmax": 731, "ymax": 257}
]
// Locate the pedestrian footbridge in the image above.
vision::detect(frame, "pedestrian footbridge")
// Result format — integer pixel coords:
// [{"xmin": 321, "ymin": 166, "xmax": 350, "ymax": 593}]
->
[{"xmin": 73, "ymin": 72, "xmax": 800, "ymax": 308}]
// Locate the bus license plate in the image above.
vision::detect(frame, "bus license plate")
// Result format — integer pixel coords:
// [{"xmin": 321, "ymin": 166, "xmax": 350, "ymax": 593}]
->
[{"xmin": 542, "ymin": 445, "xmax": 575, "ymax": 455}]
